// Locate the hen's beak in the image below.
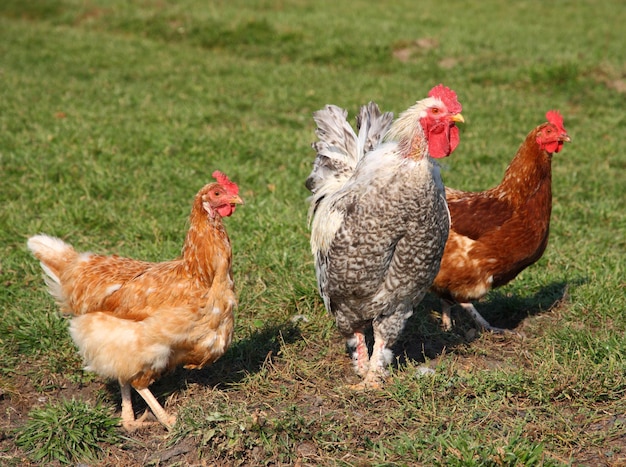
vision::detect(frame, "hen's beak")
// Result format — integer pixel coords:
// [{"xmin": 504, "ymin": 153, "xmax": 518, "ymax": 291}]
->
[
  {"xmin": 450, "ymin": 113, "xmax": 465, "ymax": 123},
  {"xmin": 230, "ymin": 195, "xmax": 244, "ymax": 206},
  {"xmin": 561, "ymin": 133, "xmax": 572, "ymax": 143}
]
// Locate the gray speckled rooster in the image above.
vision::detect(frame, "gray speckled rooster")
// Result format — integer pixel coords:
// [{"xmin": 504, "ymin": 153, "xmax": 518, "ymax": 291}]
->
[{"xmin": 306, "ymin": 85, "xmax": 464, "ymax": 388}]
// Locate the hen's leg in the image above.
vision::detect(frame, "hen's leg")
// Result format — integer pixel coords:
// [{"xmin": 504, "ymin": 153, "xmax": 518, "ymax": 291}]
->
[
  {"xmin": 119, "ymin": 384, "xmax": 157, "ymax": 432},
  {"xmin": 459, "ymin": 302, "xmax": 508, "ymax": 334},
  {"xmin": 350, "ymin": 305, "xmax": 409, "ymax": 390},
  {"xmin": 357, "ymin": 306, "xmax": 410, "ymax": 388},
  {"xmin": 441, "ymin": 299, "xmax": 454, "ymax": 331},
  {"xmin": 119, "ymin": 383, "xmax": 175, "ymax": 431},
  {"xmin": 135, "ymin": 387, "xmax": 176, "ymax": 430},
  {"xmin": 352, "ymin": 324, "xmax": 394, "ymax": 390},
  {"xmin": 120, "ymin": 383, "xmax": 136, "ymax": 429},
  {"xmin": 348, "ymin": 330, "xmax": 369, "ymax": 377}
]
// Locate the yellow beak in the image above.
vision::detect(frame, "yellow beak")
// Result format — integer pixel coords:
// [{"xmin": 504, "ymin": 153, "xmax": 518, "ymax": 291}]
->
[
  {"xmin": 230, "ymin": 195, "xmax": 244, "ymax": 205},
  {"xmin": 450, "ymin": 113, "xmax": 465, "ymax": 123}
]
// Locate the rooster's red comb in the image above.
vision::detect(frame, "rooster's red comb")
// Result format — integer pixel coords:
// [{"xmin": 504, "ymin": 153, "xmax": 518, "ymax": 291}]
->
[
  {"xmin": 546, "ymin": 110, "xmax": 566, "ymax": 133},
  {"xmin": 428, "ymin": 84, "xmax": 462, "ymax": 114},
  {"xmin": 212, "ymin": 170, "xmax": 239, "ymax": 195}
]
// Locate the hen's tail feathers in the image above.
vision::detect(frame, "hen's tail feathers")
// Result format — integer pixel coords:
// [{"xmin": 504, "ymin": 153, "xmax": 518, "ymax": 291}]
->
[
  {"xmin": 305, "ymin": 102, "xmax": 393, "ymax": 222},
  {"xmin": 27, "ymin": 234, "xmax": 76, "ymax": 304}
]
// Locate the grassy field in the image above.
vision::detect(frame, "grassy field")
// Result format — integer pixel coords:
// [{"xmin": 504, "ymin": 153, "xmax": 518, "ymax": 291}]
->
[{"xmin": 1, "ymin": 0, "xmax": 625, "ymax": 465}]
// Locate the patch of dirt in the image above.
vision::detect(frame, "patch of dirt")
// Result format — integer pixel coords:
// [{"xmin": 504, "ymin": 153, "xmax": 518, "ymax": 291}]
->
[
  {"xmin": 588, "ymin": 64, "xmax": 626, "ymax": 94},
  {"xmin": 392, "ymin": 37, "xmax": 440, "ymax": 62}
]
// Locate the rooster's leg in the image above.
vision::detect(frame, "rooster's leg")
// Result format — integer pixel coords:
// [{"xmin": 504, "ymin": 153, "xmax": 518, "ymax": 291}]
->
[
  {"xmin": 459, "ymin": 302, "xmax": 508, "ymax": 334},
  {"xmin": 358, "ymin": 332, "xmax": 393, "ymax": 389},
  {"xmin": 134, "ymin": 387, "xmax": 176, "ymax": 430},
  {"xmin": 359, "ymin": 344, "xmax": 386, "ymax": 389},
  {"xmin": 349, "ymin": 330, "xmax": 369, "ymax": 377}
]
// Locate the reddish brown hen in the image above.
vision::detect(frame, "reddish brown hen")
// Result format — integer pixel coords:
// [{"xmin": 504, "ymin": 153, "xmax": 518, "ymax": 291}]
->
[
  {"xmin": 431, "ymin": 111, "xmax": 570, "ymax": 333},
  {"xmin": 28, "ymin": 171, "xmax": 243, "ymax": 431}
]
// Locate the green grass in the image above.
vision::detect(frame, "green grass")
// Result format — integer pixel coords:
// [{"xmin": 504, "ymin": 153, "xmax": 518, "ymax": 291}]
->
[
  {"xmin": 1, "ymin": 0, "xmax": 625, "ymax": 465},
  {"xmin": 14, "ymin": 398, "xmax": 120, "ymax": 464}
]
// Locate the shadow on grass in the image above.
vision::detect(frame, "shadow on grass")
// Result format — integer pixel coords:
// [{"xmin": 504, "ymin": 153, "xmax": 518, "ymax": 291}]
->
[
  {"xmin": 104, "ymin": 321, "xmax": 302, "ymax": 414},
  {"xmin": 183, "ymin": 322, "xmax": 303, "ymax": 387},
  {"xmin": 396, "ymin": 279, "xmax": 579, "ymax": 365},
  {"xmin": 105, "ymin": 279, "xmax": 581, "ymax": 408},
  {"xmin": 446, "ymin": 280, "xmax": 573, "ymax": 331}
]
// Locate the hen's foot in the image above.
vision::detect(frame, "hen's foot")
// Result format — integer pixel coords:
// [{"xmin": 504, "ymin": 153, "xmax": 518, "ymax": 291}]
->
[
  {"xmin": 348, "ymin": 365, "xmax": 388, "ymax": 390},
  {"xmin": 122, "ymin": 416, "xmax": 176, "ymax": 432},
  {"xmin": 134, "ymin": 387, "xmax": 176, "ymax": 430},
  {"xmin": 121, "ymin": 410, "xmax": 163, "ymax": 432},
  {"xmin": 480, "ymin": 324, "xmax": 524, "ymax": 338}
]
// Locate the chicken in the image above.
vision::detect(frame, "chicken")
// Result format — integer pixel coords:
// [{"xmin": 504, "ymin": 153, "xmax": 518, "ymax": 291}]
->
[
  {"xmin": 431, "ymin": 111, "xmax": 571, "ymax": 333},
  {"xmin": 306, "ymin": 85, "xmax": 464, "ymax": 388},
  {"xmin": 27, "ymin": 171, "xmax": 243, "ymax": 431}
]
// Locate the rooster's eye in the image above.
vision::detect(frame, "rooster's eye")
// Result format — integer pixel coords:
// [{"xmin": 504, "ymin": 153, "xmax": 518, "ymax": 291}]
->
[
  {"xmin": 214, "ymin": 191, "xmax": 221, "ymax": 196},
  {"xmin": 431, "ymin": 108, "xmax": 440, "ymax": 114}
]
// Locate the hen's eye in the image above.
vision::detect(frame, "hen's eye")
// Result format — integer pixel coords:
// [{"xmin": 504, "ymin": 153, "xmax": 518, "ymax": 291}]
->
[
  {"xmin": 214, "ymin": 191, "xmax": 221, "ymax": 196},
  {"xmin": 431, "ymin": 108, "xmax": 440, "ymax": 114}
]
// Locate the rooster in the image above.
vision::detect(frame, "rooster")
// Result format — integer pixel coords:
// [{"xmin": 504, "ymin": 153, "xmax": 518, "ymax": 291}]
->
[
  {"xmin": 431, "ymin": 111, "xmax": 571, "ymax": 333},
  {"xmin": 28, "ymin": 171, "xmax": 243, "ymax": 431},
  {"xmin": 306, "ymin": 85, "xmax": 464, "ymax": 388}
]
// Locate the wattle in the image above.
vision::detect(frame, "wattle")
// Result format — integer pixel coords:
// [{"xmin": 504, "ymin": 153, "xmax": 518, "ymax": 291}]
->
[
  {"xmin": 216, "ymin": 205, "xmax": 235, "ymax": 217},
  {"xmin": 428, "ymin": 126, "xmax": 455, "ymax": 159},
  {"xmin": 543, "ymin": 140, "xmax": 562, "ymax": 154},
  {"xmin": 449, "ymin": 126, "xmax": 460, "ymax": 153}
]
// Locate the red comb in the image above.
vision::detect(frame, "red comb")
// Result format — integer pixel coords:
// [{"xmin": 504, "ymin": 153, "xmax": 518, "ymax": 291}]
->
[
  {"xmin": 212, "ymin": 170, "xmax": 239, "ymax": 195},
  {"xmin": 428, "ymin": 84, "xmax": 462, "ymax": 114},
  {"xmin": 546, "ymin": 110, "xmax": 566, "ymax": 133}
]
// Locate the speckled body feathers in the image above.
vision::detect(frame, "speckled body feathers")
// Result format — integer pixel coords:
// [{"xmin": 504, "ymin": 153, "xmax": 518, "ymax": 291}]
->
[{"xmin": 318, "ymin": 157, "xmax": 449, "ymax": 342}]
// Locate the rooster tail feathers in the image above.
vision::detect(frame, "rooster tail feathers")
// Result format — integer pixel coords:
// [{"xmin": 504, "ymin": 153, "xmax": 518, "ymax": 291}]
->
[
  {"xmin": 355, "ymin": 102, "xmax": 394, "ymax": 157},
  {"xmin": 305, "ymin": 105, "xmax": 358, "ymax": 194},
  {"xmin": 306, "ymin": 103, "xmax": 393, "ymax": 193},
  {"xmin": 306, "ymin": 102, "xmax": 393, "ymax": 223},
  {"xmin": 27, "ymin": 234, "xmax": 76, "ymax": 303}
]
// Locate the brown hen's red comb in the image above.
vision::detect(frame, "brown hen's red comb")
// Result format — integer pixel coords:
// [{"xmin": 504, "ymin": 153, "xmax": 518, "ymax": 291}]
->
[
  {"xmin": 212, "ymin": 170, "xmax": 239, "ymax": 195},
  {"xmin": 428, "ymin": 84, "xmax": 462, "ymax": 114},
  {"xmin": 546, "ymin": 110, "xmax": 566, "ymax": 133}
]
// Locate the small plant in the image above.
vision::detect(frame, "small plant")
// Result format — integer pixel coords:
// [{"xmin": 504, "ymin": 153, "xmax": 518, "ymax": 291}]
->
[{"xmin": 14, "ymin": 398, "xmax": 120, "ymax": 465}]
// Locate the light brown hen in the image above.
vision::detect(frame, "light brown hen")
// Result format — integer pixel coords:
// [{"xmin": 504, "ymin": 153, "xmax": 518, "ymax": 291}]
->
[{"xmin": 28, "ymin": 171, "xmax": 243, "ymax": 430}]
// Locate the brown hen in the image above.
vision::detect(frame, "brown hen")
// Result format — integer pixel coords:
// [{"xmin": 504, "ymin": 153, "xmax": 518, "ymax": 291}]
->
[{"xmin": 431, "ymin": 111, "xmax": 570, "ymax": 332}]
